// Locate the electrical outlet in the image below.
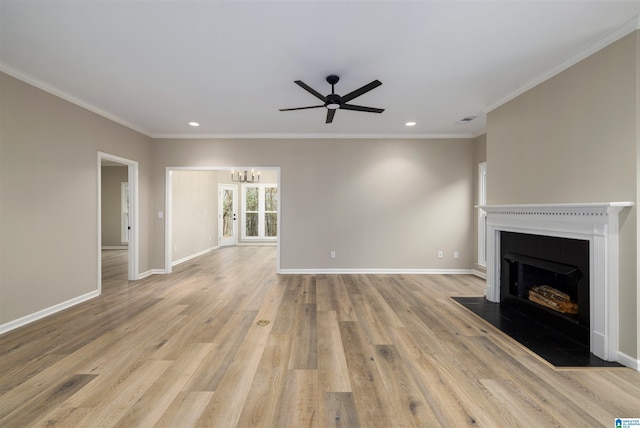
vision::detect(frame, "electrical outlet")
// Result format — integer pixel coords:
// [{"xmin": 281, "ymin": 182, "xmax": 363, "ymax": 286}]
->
[
  {"xmin": 454, "ymin": 251, "xmax": 459, "ymax": 259},
  {"xmin": 437, "ymin": 250, "xmax": 443, "ymax": 258},
  {"xmin": 330, "ymin": 251, "xmax": 336, "ymax": 259}
]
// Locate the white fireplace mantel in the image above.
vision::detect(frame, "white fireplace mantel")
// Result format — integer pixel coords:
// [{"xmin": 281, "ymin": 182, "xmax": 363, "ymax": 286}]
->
[{"xmin": 479, "ymin": 202, "xmax": 633, "ymax": 362}]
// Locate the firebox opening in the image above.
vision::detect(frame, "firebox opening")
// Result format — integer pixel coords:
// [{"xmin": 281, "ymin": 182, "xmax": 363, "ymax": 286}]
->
[
  {"xmin": 500, "ymin": 232, "xmax": 590, "ymax": 347},
  {"xmin": 505, "ymin": 253, "xmax": 581, "ymax": 316}
]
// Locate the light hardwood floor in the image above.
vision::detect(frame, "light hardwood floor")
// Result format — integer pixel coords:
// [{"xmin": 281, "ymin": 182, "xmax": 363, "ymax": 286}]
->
[{"xmin": 1, "ymin": 246, "xmax": 639, "ymax": 427}]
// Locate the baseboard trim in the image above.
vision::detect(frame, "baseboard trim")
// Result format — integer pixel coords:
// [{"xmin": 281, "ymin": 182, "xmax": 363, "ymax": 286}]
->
[
  {"xmin": 138, "ymin": 269, "xmax": 167, "ymax": 279},
  {"xmin": 278, "ymin": 268, "xmax": 475, "ymax": 275},
  {"xmin": 171, "ymin": 246, "xmax": 218, "ymax": 267},
  {"xmin": 0, "ymin": 290, "xmax": 100, "ymax": 336},
  {"xmin": 236, "ymin": 242, "xmax": 277, "ymax": 246},
  {"xmin": 102, "ymin": 246, "xmax": 128, "ymax": 250},
  {"xmin": 616, "ymin": 351, "xmax": 640, "ymax": 371},
  {"xmin": 471, "ymin": 269, "xmax": 486, "ymax": 279}
]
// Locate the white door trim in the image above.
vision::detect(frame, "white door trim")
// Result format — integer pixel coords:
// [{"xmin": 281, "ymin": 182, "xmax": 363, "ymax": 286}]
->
[{"xmin": 98, "ymin": 152, "xmax": 139, "ymax": 292}]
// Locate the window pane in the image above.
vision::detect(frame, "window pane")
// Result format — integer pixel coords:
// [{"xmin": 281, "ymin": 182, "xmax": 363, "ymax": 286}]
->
[
  {"xmin": 264, "ymin": 187, "xmax": 277, "ymax": 211},
  {"xmin": 246, "ymin": 187, "xmax": 258, "ymax": 211},
  {"xmin": 246, "ymin": 212, "xmax": 258, "ymax": 237},
  {"xmin": 265, "ymin": 213, "xmax": 277, "ymax": 237},
  {"xmin": 223, "ymin": 189, "xmax": 233, "ymax": 238}
]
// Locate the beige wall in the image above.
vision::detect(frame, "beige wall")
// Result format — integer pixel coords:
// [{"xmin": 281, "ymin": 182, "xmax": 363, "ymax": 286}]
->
[
  {"xmin": 171, "ymin": 170, "xmax": 218, "ymax": 262},
  {"xmin": 0, "ymin": 72, "xmax": 153, "ymax": 325},
  {"xmin": 152, "ymin": 138, "xmax": 476, "ymax": 271},
  {"xmin": 101, "ymin": 166, "xmax": 128, "ymax": 247},
  {"xmin": 486, "ymin": 32, "xmax": 638, "ymax": 358}
]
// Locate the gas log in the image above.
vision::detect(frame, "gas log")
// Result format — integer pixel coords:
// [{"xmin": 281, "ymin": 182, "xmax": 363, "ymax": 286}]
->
[{"xmin": 528, "ymin": 285, "xmax": 578, "ymax": 315}]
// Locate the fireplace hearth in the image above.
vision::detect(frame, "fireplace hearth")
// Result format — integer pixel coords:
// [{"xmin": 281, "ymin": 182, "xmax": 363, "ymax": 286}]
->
[{"xmin": 452, "ymin": 295, "xmax": 621, "ymax": 367}]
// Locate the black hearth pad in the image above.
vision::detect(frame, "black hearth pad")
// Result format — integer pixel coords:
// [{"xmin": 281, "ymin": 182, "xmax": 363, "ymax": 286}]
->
[{"xmin": 452, "ymin": 296, "xmax": 622, "ymax": 368}]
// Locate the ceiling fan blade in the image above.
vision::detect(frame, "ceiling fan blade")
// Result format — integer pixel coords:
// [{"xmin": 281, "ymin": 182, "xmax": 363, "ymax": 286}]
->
[
  {"xmin": 340, "ymin": 80, "xmax": 382, "ymax": 103},
  {"xmin": 340, "ymin": 104, "xmax": 385, "ymax": 113},
  {"xmin": 279, "ymin": 105, "xmax": 324, "ymax": 111},
  {"xmin": 326, "ymin": 109, "xmax": 336, "ymax": 123},
  {"xmin": 294, "ymin": 80, "xmax": 327, "ymax": 102}
]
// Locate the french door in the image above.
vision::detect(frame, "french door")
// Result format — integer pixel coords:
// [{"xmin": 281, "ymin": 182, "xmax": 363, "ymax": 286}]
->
[{"xmin": 218, "ymin": 184, "xmax": 238, "ymax": 246}]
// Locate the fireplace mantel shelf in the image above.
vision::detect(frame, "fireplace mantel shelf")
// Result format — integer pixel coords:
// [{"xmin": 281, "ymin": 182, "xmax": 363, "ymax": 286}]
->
[
  {"xmin": 478, "ymin": 202, "xmax": 634, "ymax": 215},
  {"xmin": 480, "ymin": 201, "xmax": 634, "ymax": 365}
]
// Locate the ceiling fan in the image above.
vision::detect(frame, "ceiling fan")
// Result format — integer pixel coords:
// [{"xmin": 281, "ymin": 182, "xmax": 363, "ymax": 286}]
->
[{"xmin": 280, "ymin": 75, "xmax": 384, "ymax": 123}]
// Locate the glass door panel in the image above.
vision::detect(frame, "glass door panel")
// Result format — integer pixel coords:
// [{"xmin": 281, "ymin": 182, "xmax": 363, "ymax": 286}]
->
[{"xmin": 218, "ymin": 184, "xmax": 237, "ymax": 246}]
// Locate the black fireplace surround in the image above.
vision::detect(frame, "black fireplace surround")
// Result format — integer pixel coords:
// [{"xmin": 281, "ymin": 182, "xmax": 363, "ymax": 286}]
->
[{"xmin": 500, "ymin": 231, "xmax": 590, "ymax": 345}]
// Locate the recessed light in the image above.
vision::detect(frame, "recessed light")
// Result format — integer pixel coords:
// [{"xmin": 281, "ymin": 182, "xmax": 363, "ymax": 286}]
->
[
  {"xmin": 405, "ymin": 121, "xmax": 416, "ymax": 127},
  {"xmin": 188, "ymin": 121, "xmax": 200, "ymax": 127}
]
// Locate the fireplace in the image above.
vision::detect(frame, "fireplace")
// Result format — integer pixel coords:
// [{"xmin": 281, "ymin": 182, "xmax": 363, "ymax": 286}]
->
[
  {"xmin": 500, "ymin": 232, "xmax": 589, "ymax": 346},
  {"xmin": 479, "ymin": 202, "xmax": 632, "ymax": 363}
]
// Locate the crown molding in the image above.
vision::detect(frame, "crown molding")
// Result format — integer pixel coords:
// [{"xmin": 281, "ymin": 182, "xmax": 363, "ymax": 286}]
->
[
  {"xmin": 483, "ymin": 14, "xmax": 640, "ymax": 114},
  {"xmin": 0, "ymin": 62, "xmax": 152, "ymax": 137},
  {"xmin": 149, "ymin": 132, "xmax": 480, "ymax": 140}
]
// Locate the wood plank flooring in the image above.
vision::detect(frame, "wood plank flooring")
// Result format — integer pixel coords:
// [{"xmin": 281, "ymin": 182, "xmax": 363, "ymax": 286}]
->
[{"xmin": 1, "ymin": 246, "xmax": 639, "ymax": 427}]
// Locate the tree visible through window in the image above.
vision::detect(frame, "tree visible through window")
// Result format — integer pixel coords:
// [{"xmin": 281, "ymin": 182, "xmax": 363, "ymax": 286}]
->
[
  {"xmin": 265, "ymin": 187, "xmax": 277, "ymax": 237},
  {"xmin": 245, "ymin": 187, "xmax": 259, "ymax": 237},
  {"xmin": 242, "ymin": 184, "xmax": 277, "ymax": 239},
  {"xmin": 222, "ymin": 189, "xmax": 234, "ymax": 238}
]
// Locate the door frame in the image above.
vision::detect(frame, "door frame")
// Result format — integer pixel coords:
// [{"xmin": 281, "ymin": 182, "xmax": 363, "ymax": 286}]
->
[
  {"xmin": 218, "ymin": 183, "xmax": 238, "ymax": 247},
  {"xmin": 97, "ymin": 152, "xmax": 139, "ymax": 291},
  {"xmin": 165, "ymin": 166, "xmax": 281, "ymax": 274}
]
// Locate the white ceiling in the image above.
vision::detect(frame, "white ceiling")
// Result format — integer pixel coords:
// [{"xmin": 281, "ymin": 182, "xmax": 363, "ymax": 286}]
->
[{"xmin": 1, "ymin": 1, "xmax": 639, "ymax": 139}]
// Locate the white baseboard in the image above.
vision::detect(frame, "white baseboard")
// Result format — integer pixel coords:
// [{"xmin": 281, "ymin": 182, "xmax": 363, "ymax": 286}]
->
[
  {"xmin": 102, "ymin": 246, "xmax": 128, "ymax": 250},
  {"xmin": 172, "ymin": 246, "xmax": 218, "ymax": 267},
  {"xmin": 616, "ymin": 351, "xmax": 640, "ymax": 371},
  {"xmin": 471, "ymin": 269, "xmax": 486, "ymax": 279},
  {"xmin": 0, "ymin": 290, "xmax": 100, "ymax": 336},
  {"xmin": 278, "ymin": 268, "xmax": 475, "ymax": 275},
  {"xmin": 138, "ymin": 269, "xmax": 167, "ymax": 279},
  {"xmin": 237, "ymin": 242, "xmax": 277, "ymax": 246}
]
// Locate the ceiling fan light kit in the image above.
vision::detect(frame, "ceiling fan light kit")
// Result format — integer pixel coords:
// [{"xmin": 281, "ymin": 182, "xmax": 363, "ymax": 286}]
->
[{"xmin": 280, "ymin": 75, "xmax": 384, "ymax": 123}]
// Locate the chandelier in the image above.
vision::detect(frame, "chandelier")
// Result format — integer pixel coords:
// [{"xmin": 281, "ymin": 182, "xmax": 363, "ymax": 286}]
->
[{"xmin": 231, "ymin": 170, "xmax": 260, "ymax": 183}]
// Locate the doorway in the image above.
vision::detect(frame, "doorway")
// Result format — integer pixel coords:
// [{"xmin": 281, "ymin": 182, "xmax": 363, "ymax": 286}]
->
[
  {"xmin": 98, "ymin": 152, "xmax": 138, "ymax": 292},
  {"xmin": 165, "ymin": 167, "xmax": 280, "ymax": 274}
]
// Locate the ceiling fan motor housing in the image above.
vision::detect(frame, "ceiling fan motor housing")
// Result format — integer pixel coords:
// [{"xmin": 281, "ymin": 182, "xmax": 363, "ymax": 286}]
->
[{"xmin": 325, "ymin": 93, "xmax": 341, "ymax": 109}]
